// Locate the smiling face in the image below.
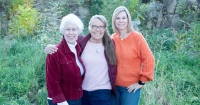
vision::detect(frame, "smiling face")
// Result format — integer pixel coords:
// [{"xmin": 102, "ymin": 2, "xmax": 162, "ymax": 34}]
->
[
  {"xmin": 63, "ymin": 23, "xmax": 78, "ymax": 44},
  {"xmin": 114, "ymin": 11, "xmax": 128, "ymax": 31},
  {"xmin": 89, "ymin": 18, "xmax": 105, "ymax": 43}
]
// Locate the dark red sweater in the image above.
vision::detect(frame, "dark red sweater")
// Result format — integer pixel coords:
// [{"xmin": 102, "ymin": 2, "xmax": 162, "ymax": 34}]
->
[{"xmin": 46, "ymin": 37, "xmax": 85, "ymax": 103}]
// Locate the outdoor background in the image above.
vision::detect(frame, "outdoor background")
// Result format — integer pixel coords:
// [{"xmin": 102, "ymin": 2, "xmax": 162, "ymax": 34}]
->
[{"xmin": 0, "ymin": 0, "xmax": 199, "ymax": 105}]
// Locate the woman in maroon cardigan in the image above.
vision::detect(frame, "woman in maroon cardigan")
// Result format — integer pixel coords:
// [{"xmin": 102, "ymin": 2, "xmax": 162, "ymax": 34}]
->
[{"xmin": 46, "ymin": 14, "xmax": 86, "ymax": 105}]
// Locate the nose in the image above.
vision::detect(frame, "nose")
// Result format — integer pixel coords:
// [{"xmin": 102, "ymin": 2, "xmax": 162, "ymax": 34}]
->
[
  {"xmin": 119, "ymin": 18, "xmax": 123, "ymax": 22},
  {"xmin": 68, "ymin": 30, "xmax": 74, "ymax": 34},
  {"xmin": 96, "ymin": 28, "xmax": 100, "ymax": 31}
]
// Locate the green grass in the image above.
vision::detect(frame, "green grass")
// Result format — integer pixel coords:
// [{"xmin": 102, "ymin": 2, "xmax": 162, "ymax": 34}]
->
[
  {"xmin": 139, "ymin": 27, "xmax": 200, "ymax": 105},
  {"xmin": 0, "ymin": 36, "xmax": 47, "ymax": 104},
  {"xmin": 0, "ymin": 0, "xmax": 199, "ymax": 104},
  {"xmin": 0, "ymin": 26, "xmax": 199, "ymax": 104}
]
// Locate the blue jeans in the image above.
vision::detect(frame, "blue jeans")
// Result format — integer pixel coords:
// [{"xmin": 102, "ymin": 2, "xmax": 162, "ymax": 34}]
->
[
  {"xmin": 82, "ymin": 89, "xmax": 111, "ymax": 105},
  {"xmin": 111, "ymin": 86, "xmax": 141, "ymax": 105},
  {"xmin": 48, "ymin": 98, "xmax": 82, "ymax": 105}
]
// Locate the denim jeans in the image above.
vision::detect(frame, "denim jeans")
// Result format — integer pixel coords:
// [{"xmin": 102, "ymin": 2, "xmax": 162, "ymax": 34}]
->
[
  {"xmin": 82, "ymin": 89, "xmax": 111, "ymax": 105},
  {"xmin": 47, "ymin": 98, "xmax": 82, "ymax": 105},
  {"xmin": 111, "ymin": 86, "xmax": 141, "ymax": 105}
]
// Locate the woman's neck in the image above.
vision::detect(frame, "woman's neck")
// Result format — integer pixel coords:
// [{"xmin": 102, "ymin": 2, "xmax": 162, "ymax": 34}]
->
[
  {"xmin": 119, "ymin": 30, "xmax": 129, "ymax": 39},
  {"xmin": 89, "ymin": 37, "xmax": 102, "ymax": 43}
]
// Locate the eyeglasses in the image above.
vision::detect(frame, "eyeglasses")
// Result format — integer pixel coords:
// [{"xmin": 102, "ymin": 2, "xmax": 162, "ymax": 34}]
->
[
  {"xmin": 65, "ymin": 28, "xmax": 78, "ymax": 34},
  {"xmin": 91, "ymin": 25, "xmax": 105, "ymax": 31}
]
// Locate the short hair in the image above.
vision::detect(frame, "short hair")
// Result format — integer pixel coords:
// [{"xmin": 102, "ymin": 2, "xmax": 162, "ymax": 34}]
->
[
  {"xmin": 112, "ymin": 6, "xmax": 133, "ymax": 33},
  {"xmin": 59, "ymin": 14, "xmax": 84, "ymax": 35}
]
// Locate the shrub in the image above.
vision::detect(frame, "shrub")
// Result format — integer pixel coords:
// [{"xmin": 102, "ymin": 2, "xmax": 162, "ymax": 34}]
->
[
  {"xmin": 8, "ymin": 5, "xmax": 40, "ymax": 38},
  {"xmin": 9, "ymin": 0, "xmax": 35, "ymax": 16}
]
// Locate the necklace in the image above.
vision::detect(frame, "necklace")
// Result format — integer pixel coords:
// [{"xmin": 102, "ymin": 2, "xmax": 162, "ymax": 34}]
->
[{"xmin": 96, "ymin": 48, "xmax": 101, "ymax": 54}]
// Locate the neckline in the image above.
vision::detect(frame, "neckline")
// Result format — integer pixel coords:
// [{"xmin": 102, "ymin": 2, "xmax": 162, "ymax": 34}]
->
[
  {"xmin": 119, "ymin": 31, "xmax": 132, "ymax": 41},
  {"xmin": 88, "ymin": 41, "xmax": 102, "ymax": 45}
]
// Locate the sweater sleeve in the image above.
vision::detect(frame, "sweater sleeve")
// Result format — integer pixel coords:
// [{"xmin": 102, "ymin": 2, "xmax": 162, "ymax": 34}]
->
[
  {"xmin": 138, "ymin": 34, "xmax": 155, "ymax": 82},
  {"xmin": 46, "ymin": 53, "xmax": 66, "ymax": 103}
]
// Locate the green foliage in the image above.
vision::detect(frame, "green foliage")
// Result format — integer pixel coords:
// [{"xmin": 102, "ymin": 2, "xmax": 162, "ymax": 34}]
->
[
  {"xmin": 89, "ymin": 0, "xmax": 104, "ymax": 15},
  {"xmin": 140, "ymin": 25, "xmax": 200, "ymax": 104},
  {"xmin": 8, "ymin": 5, "xmax": 40, "ymax": 38},
  {"xmin": 0, "ymin": 0, "xmax": 199, "ymax": 104},
  {"xmin": 144, "ymin": 28, "xmax": 176, "ymax": 51},
  {"xmin": 174, "ymin": 22, "xmax": 200, "ymax": 54},
  {"xmin": 126, "ymin": 0, "xmax": 139, "ymax": 19},
  {"xmin": 177, "ymin": 0, "xmax": 199, "ymax": 23},
  {"xmin": 35, "ymin": 87, "xmax": 47, "ymax": 105},
  {"xmin": 0, "ymin": 94, "xmax": 5, "ymax": 105},
  {"xmin": 9, "ymin": 0, "xmax": 35, "ymax": 16},
  {"xmin": 100, "ymin": 0, "xmax": 123, "ymax": 33},
  {"xmin": 0, "ymin": 36, "xmax": 46, "ymax": 104}
]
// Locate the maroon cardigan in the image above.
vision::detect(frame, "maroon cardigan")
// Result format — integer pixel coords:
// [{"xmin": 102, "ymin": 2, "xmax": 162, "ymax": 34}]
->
[
  {"xmin": 78, "ymin": 33, "xmax": 117, "ymax": 94},
  {"xmin": 46, "ymin": 37, "xmax": 86, "ymax": 103}
]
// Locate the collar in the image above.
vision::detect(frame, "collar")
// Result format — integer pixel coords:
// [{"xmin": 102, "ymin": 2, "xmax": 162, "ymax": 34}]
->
[
  {"xmin": 59, "ymin": 37, "xmax": 81, "ymax": 54},
  {"xmin": 78, "ymin": 33, "xmax": 91, "ymax": 51}
]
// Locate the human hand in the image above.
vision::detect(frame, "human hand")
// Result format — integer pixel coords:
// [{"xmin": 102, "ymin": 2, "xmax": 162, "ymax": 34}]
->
[
  {"xmin": 57, "ymin": 101, "xmax": 69, "ymax": 105},
  {"xmin": 127, "ymin": 83, "xmax": 143, "ymax": 93},
  {"xmin": 45, "ymin": 44, "xmax": 58, "ymax": 54}
]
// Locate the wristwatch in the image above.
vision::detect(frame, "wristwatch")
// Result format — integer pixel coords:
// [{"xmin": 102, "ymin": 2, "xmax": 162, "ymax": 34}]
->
[{"xmin": 138, "ymin": 80, "xmax": 145, "ymax": 85}]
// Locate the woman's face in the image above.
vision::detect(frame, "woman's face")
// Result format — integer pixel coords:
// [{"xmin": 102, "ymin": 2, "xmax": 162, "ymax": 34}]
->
[
  {"xmin": 115, "ymin": 11, "xmax": 128, "ymax": 31},
  {"xmin": 63, "ymin": 23, "xmax": 78, "ymax": 44},
  {"xmin": 90, "ymin": 18, "xmax": 105, "ymax": 43}
]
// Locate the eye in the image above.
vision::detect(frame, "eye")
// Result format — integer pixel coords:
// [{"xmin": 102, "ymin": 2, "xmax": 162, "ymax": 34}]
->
[
  {"xmin": 92, "ymin": 25, "xmax": 97, "ymax": 28},
  {"xmin": 72, "ymin": 29, "xmax": 77, "ymax": 31},
  {"xmin": 116, "ymin": 17, "xmax": 120, "ymax": 19},
  {"xmin": 99, "ymin": 26, "xmax": 104, "ymax": 28},
  {"xmin": 66, "ymin": 29, "xmax": 70, "ymax": 31}
]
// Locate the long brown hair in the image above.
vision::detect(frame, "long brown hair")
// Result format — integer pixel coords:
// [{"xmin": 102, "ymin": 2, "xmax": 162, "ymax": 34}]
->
[{"xmin": 89, "ymin": 15, "xmax": 117, "ymax": 65}]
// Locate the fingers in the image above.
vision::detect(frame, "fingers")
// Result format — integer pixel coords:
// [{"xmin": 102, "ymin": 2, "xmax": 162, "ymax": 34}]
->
[
  {"xmin": 46, "ymin": 45, "xmax": 58, "ymax": 54},
  {"xmin": 127, "ymin": 84, "xmax": 135, "ymax": 93},
  {"xmin": 127, "ymin": 83, "xmax": 143, "ymax": 93},
  {"xmin": 48, "ymin": 48, "xmax": 58, "ymax": 54}
]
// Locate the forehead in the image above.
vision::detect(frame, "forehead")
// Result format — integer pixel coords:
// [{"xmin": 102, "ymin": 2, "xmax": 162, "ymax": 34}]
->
[
  {"xmin": 116, "ymin": 11, "xmax": 127, "ymax": 17},
  {"xmin": 90, "ymin": 18, "xmax": 104, "ymax": 26},
  {"xmin": 65, "ymin": 23, "xmax": 77, "ymax": 28}
]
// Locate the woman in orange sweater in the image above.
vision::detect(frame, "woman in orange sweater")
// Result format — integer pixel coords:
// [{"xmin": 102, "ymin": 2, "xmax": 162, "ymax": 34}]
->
[{"xmin": 111, "ymin": 6, "xmax": 155, "ymax": 105}]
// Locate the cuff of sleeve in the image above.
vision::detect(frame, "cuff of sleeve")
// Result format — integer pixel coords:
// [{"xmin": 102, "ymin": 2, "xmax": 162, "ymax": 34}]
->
[
  {"xmin": 52, "ymin": 94, "xmax": 66, "ymax": 104},
  {"xmin": 57, "ymin": 101, "xmax": 69, "ymax": 105},
  {"xmin": 139, "ymin": 76, "xmax": 148, "ymax": 83}
]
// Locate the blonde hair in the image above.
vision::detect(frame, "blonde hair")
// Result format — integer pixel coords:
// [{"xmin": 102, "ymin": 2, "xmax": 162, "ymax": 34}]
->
[
  {"xmin": 59, "ymin": 14, "xmax": 84, "ymax": 35},
  {"xmin": 112, "ymin": 6, "xmax": 133, "ymax": 33}
]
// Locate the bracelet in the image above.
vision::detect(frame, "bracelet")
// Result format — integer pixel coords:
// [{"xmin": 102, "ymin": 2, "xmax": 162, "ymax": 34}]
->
[{"xmin": 138, "ymin": 80, "xmax": 145, "ymax": 85}]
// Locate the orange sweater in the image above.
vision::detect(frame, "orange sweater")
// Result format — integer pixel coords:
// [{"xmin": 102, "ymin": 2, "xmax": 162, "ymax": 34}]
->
[{"xmin": 111, "ymin": 31, "xmax": 155, "ymax": 87}]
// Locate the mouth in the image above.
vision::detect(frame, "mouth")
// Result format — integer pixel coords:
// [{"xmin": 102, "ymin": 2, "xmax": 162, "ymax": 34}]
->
[
  {"xmin": 117, "ymin": 24, "xmax": 125, "ymax": 26},
  {"xmin": 67, "ymin": 36, "xmax": 76, "ymax": 39},
  {"xmin": 93, "ymin": 33, "xmax": 102, "ymax": 36}
]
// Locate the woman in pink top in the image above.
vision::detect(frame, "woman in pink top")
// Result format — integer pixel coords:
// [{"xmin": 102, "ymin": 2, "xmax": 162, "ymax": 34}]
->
[{"xmin": 111, "ymin": 6, "xmax": 155, "ymax": 105}]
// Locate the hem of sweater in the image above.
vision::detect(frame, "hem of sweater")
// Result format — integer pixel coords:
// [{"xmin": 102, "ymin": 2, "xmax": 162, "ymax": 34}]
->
[
  {"xmin": 83, "ymin": 87, "xmax": 111, "ymax": 91},
  {"xmin": 140, "ymin": 76, "xmax": 148, "ymax": 83},
  {"xmin": 48, "ymin": 96, "xmax": 82, "ymax": 101},
  {"xmin": 116, "ymin": 80, "xmax": 139, "ymax": 87}
]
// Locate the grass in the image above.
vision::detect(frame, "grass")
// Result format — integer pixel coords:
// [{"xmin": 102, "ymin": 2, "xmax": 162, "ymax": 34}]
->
[
  {"xmin": 0, "ymin": 26, "xmax": 199, "ymax": 105},
  {"xmin": 0, "ymin": 0, "xmax": 199, "ymax": 104}
]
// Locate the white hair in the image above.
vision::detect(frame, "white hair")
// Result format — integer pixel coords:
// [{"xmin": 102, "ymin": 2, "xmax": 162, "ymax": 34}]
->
[{"xmin": 59, "ymin": 14, "xmax": 84, "ymax": 35}]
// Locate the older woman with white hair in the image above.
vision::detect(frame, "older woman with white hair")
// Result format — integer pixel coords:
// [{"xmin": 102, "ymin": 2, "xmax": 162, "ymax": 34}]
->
[{"xmin": 46, "ymin": 13, "xmax": 85, "ymax": 105}]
